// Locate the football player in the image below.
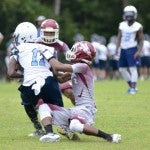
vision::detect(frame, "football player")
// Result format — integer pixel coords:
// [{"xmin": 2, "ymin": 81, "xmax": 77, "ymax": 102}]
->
[
  {"xmin": 107, "ymin": 35, "xmax": 120, "ymax": 80},
  {"xmin": 37, "ymin": 41, "xmax": 121, "ymax": 143},
  {"xmin": 139, "ymin": 34, "xmax": 150, "ymax": 80},
  {"xmin": 36, "ymin": 19, "xmax": 75, "ymax": 104},
  {"xmin": 35, "ymin": 15, "xmax": 46, "ymax": 37},
  {"xmin": 91, "ymin": 34, "xmax": 108, "ymax": 80},
  {"xmin": 116, "ymin": 5, "xmax": 143, "ymax": 94},
  {"xmin": 7, "ymin": 22, "xmax": 64, "ymax": 138}
]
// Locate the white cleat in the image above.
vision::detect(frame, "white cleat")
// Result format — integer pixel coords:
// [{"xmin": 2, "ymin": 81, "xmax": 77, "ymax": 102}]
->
[
  {"xmin": 39, "ymin": 133, "xmax": 60, "ymax": 143},
  {"xmin": 111, "ymin": 134, "xmax": 121, "ymax": 143},
  {"xmin": 127, "ymin": 88, "xmax": 137, "ymax": 95}
]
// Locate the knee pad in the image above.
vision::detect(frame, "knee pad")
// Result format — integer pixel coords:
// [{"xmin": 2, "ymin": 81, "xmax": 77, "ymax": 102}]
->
[
  {"xmin": 38, "ymin": 104, "xmax": 52, "ymax": 121},
  {"xmin": 69, "ymin": 119, "xmax": 84, "ymax": 133}
]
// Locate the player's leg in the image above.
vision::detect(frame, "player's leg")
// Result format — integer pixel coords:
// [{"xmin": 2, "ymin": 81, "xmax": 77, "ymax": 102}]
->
[
  {"xmin": 24, "ymin": 105, "xmax": 45, "ymax": 137},
  {"xmin": 18, "ymin": 85, "xmax": 44, "ymax": 137},
  {"xmin": 38, "ymin": 103, "xmax": 60, "ymax": 142},
  {"xmin": 69, "ymin": 119, "xmax": 121, "ymax": 143},
  {"xmin": 127, "ymin": 47, "xmax": 140, "ymax": 94},
  {"xmin": 118, "ymin": 49, "xmax": 132, "ymax": 90}
]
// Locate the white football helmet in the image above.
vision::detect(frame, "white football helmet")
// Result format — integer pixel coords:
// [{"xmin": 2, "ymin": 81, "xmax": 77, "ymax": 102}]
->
[
  {"xmin": 13, "ymin": 22, "xmax": 37, "ymax": 45},
  {"xmin": 40, "ymin": 19, "xmax": 59, "ymax": 44},
  {"xmin": 123, "ymin": 5, "xmax": 137, "ymax": 20}
]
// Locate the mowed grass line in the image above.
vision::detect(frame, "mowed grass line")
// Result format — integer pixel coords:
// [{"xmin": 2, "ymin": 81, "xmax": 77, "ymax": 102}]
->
[{"xmin": 0, "ymin": 79, "xmax": 149, "ymax": 150}]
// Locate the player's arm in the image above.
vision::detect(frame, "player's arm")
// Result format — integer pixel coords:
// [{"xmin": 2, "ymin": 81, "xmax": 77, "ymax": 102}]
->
[
  {"xmin": 49, "ymin": 58, "xmax": 73, "ymax": 74},
  {"xmin": 134, "ymin": 27, "xmax": 143, "ymax": 58},
  {"xmin": 7, "ymin": 57, "xmax": 23, "ymax": 78},
  {"xmin": 0, "ymin": 32, "xmax": 4, "ymax": 44},
  {"xmin": 116, "ymin": 29, "xmax": 121, "ymax": 55}
]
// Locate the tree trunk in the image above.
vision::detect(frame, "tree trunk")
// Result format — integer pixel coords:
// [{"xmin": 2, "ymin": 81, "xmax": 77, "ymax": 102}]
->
[
  {"xmin": 54, "ymin": 0, "xmax": 61, "ymax": 16},
  {"xmin": 122, "ymin": 0, "xmax": 128, "ymax": 8}
]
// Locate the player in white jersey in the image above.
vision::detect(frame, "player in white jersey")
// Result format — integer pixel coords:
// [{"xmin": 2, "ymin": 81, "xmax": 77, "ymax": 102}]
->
[
  {"xmin": 7, "ymin": 22, "xmax": 64, "ymax": 137},
  {"xmin": 37, "ymin": 41, "xmax": 121, "ymax": 143},
  {"xmin": 91, "ymin": 34, "xmax": 107, "ymax": 80},
  {"xmin": 139, "ymin": 34, "xmax": 150, "ymax": 80},
  {"xmin": 116, "ymin": 5, "xmax": 143, "ymax": 94},
  {"xmin": 107, "ymin": 35, "xmax": 120, "ymax": 80}
]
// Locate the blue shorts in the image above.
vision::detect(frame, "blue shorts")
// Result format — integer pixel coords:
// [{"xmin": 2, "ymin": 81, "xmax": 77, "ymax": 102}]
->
[
  {"xmin": 118, "ymin": 47, "xmax": 141, "ymax": 67},
  {"xmin": 19, "ymin": 76, "xmax": 63, "ymax": 107},
  {"xmin": 109, "ymin": 59, "xmax": 119, "ymax": 71},
  {"xmin": 99, "ymin": 60, "xmax": 107, "ymax": 70},
  {"xmin": 92, "ymin": 60, "xmax": 99, "ymax": 68},
  {"xmin": 141, "ymin": 56, "xmax": 150, "ymax": 67}
]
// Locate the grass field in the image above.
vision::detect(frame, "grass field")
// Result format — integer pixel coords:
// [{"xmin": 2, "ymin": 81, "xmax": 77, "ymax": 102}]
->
[{"xmin": 0, "ymin": 79, "xmax": 150, "ymax": 150}]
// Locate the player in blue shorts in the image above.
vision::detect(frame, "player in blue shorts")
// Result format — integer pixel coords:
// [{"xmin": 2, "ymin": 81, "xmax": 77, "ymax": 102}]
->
[{"xmin": 116, "ymin": 5, "xmax": 143, "ymax": 94}]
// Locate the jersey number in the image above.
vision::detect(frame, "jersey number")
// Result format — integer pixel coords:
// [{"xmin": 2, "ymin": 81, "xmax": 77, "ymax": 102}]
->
[{"xmin": 31, "ymin": 48, "xmax": 45, "ymax": 66}]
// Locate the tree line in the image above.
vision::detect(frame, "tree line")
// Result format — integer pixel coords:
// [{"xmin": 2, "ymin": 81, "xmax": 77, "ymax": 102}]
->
[{"xmin": 0, "ymin": 0, "xmax": 150, "ymax": 49}]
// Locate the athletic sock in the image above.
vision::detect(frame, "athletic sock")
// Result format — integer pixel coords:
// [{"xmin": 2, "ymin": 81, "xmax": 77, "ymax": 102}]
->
[
  {"xmin": 97, "ymin": 130, "xmax": 112, "ymax": 141},
  {"xmin": 44, "ymin": 124, "xmax": 53, "ymax": 134},
  {"xmin": 130, "ymin": 82, "xmax": 136, "ymax": 89}
]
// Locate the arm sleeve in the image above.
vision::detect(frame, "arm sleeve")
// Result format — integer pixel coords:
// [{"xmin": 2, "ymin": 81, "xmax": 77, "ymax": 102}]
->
[{"xmin": 72, "ymin": 63, "xmax": 88, "ymax": 74}]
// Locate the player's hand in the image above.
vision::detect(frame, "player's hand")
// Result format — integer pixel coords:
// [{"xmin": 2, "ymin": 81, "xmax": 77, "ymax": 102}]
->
[
  {"xmin": 57, "ymin": 72, "xmax": 71, "ymax": 83},
  {"xmin": 134, "ymin": 51, "xmax": 140, "ymax": 59}
]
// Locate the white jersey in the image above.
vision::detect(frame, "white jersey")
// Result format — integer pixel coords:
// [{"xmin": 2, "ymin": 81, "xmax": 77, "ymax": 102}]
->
[
  {"xmin": 92, "ymin": 41, "xmax": 107, "ymax": 61},
  {"xmin": 107, "ymin": 42, "xmax": 119, "ymax": 60},
  {"xmin": 71, "ymin": 63, "xmax": 96, "ymax": 108},
  {"xmin": 119, "ymin": 21, "xmax": 142, "ymax": 49},
  {"xmin": 141, "ymin": 40, "xmax": 150, "ymax": 56},
  {"xmin": 11, "ymin": 43, "xmax": 54, "ymax": 86}
]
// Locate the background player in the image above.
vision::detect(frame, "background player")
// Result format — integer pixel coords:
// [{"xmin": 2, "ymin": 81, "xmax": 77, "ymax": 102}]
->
[{"xmin": 116, "ymin": 5, "xmax": 143, "ymax": 94}]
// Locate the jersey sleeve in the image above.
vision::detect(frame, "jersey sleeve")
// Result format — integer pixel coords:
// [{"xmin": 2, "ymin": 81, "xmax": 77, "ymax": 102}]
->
[
  {"xmin": 72, "ymin": 63, "xmax": 88, "ymax": 74},
  {"xmin": 38, "ymin": 44, "xmax": 55, "ymax": 60}
]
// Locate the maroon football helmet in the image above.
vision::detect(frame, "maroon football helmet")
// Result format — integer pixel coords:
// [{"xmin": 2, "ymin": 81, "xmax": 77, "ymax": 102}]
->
[
  {"xmin": 40, "ymin": 19, "xmax": 59, "ymax": 44},
  {"xmin": 66, "ymin": 41, "xmax": 96, "ymax": 64}
]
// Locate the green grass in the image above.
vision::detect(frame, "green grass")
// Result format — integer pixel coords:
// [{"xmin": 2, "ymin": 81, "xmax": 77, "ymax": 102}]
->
[{"xmin": 0, "ymin": 79, "xmax": 150, "ymax": 150}]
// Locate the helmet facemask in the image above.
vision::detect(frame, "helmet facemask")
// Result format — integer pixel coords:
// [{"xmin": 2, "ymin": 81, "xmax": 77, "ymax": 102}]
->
[{"xmin": 40, "ymin": 19, "xmax": 59, "ymax": 44}]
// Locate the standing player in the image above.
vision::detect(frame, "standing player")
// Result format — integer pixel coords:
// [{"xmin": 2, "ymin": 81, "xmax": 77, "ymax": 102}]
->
[
  {"xmin": 116, "ymin": 5, "xmax": 143, "ymax": 94},
  {"xmin": 7, "ymin": 22, "xmax": 64, "ymax": 137},
  {"xmin": 139, "ymin": 34, "xmax": 150, "ymax": 80},
  {"xmin": 37, "ymin": 41, "xmax": 121, "ymax": 143},
  {"xmin": 36, "ymin": 19, "xmax": 75, "ymax": 104},
  {"xmin": 91, "ymin": 34, "xmax": 108, "ymax": 80},
  {"xmin": 35, "ymin": 15, "xmax": 46, "ymax": 37},
  {"xmin": 107, "ymin": 35, "xmax": 120, "ymax": 80}
]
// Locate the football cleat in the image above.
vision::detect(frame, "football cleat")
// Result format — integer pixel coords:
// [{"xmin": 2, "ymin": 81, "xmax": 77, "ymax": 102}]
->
[
  {"xmin": 39, "ymin": 133, "xmax": 60, "ymax": 142},
  {"xmin": 127, "ymin": 88, "xmax": 137, "ymax": 95},
  {"xmin": 28, "ymin": 129, "xmax": 45, "ymax": 137},
  {"xmin": 110, "ymin": 134, "xmax": 121, "ymax": 143},
  {"xmin": 57, "ymin": 127, "xmax": 80, "ymax": 141}
]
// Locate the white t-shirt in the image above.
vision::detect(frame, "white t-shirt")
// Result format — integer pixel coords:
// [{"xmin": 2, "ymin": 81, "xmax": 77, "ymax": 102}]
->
[{"xmin": 141, "ymin": 40, "xmax": 150, "ymax": 56}]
